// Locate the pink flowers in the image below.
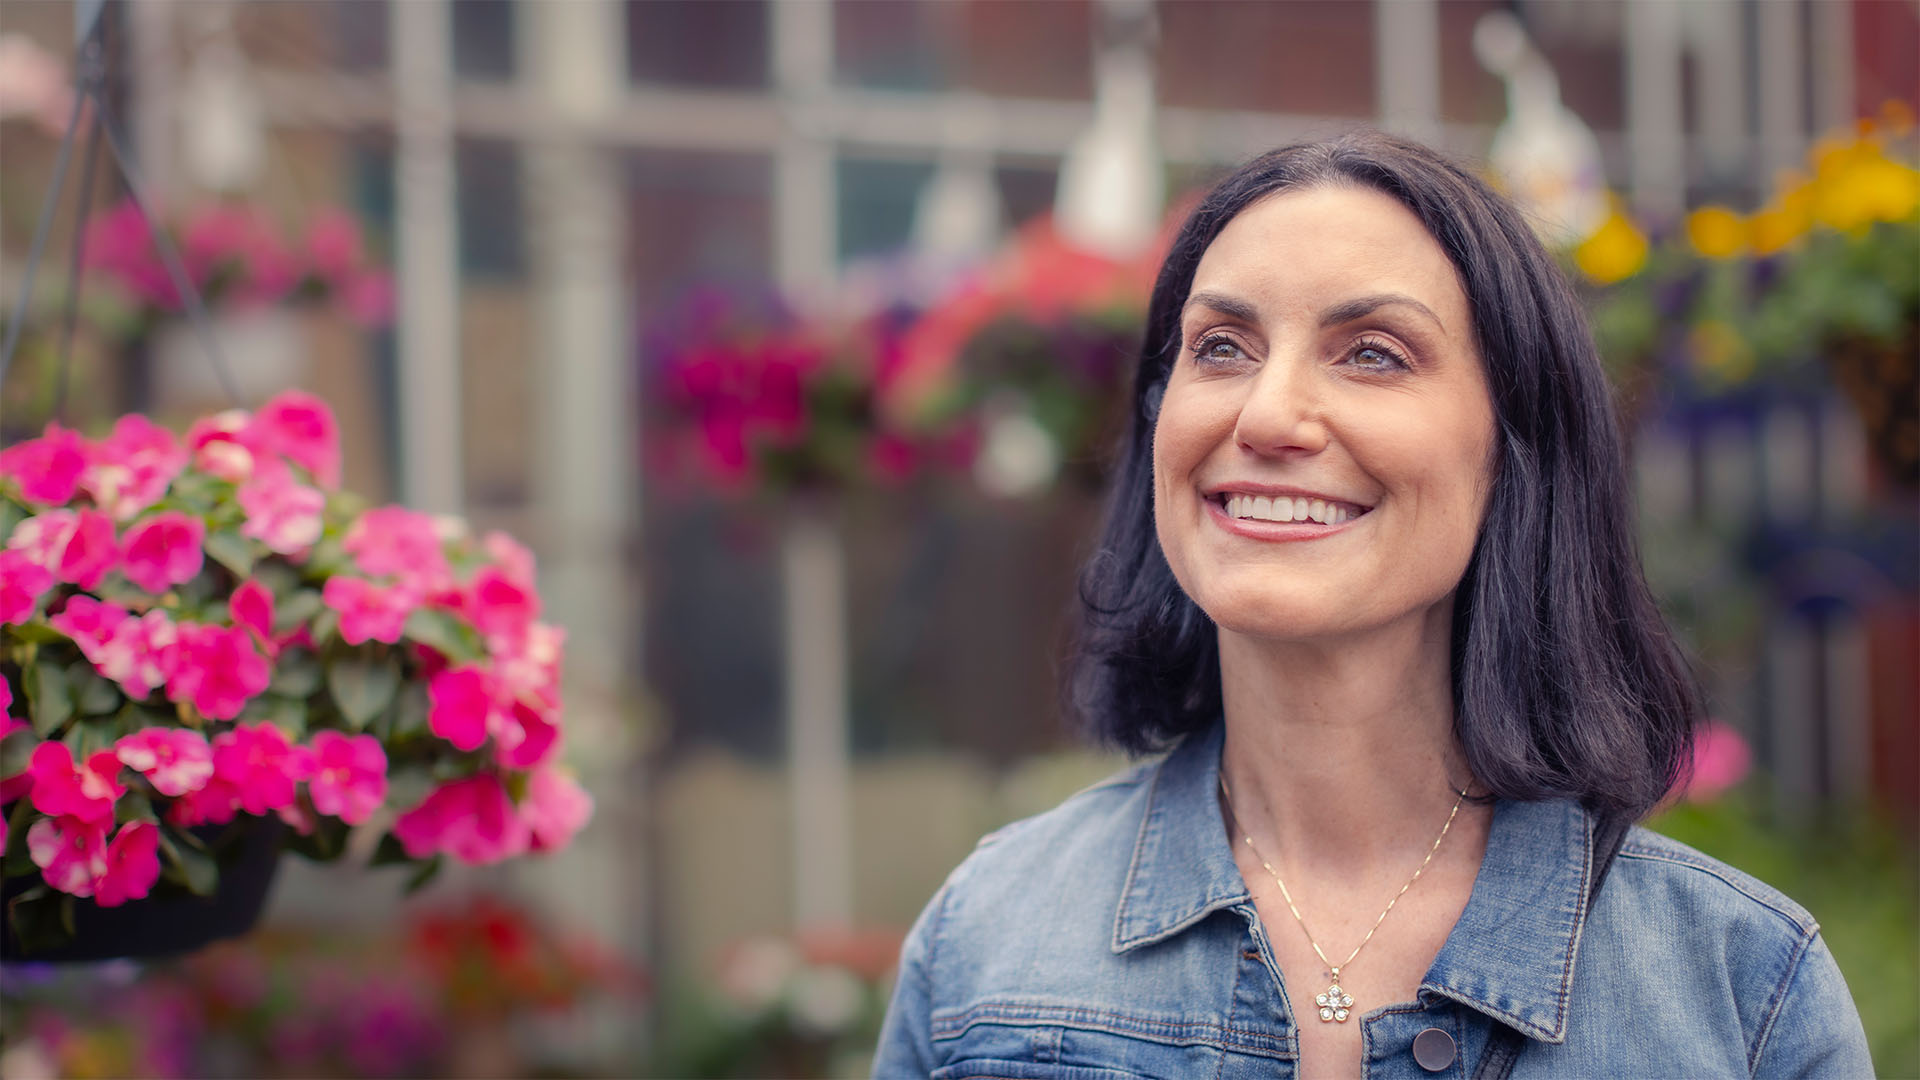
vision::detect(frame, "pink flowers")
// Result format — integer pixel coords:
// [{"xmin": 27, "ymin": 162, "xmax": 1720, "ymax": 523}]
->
[
  {"xmin": 1684, "ymin": 722, "xmax": 1754, "ymax": 802},
  {"xmin": 237, "ymin": 472, "xmax": 325, "ymax": 554},
  {"xmin": 120, "ymin": 511, "xmax": 206, "ymax": 593},
  {"xmin": 212, "ymin": 722, "xmax": 312, "ymax": 816},
  {"xmin": 27, "ymin": 742, "xmax": 125, "ymax": 826},
  {"xmin": 0, "ymin": 549, "xmax": 54, "ymax": 624},
  {"xmin": 27, "ymin": 817, "xmax": 161, "ymax": 907},
  {"xmin": 427, "ymin": 667, "xmax": 495, "ymax": 751},
  {"xmin": 11, "ymin": 508, "xmax": 120, "ymax": 589},
  {"xmin": 344, "ymin": 506, "xmax": 449, "ymax": 587},
  {"xmin": 115, "ymin": 727, "xmax": 215, "ymax": 797},
  {"xmin": 393, "ymin": 774, "xmax": 530, "ymax": 865},
  {"xmin": 2, "ymin": 395, "xmax": 588, "ymax": 940},
  {"xmin": 305, "ymin": 731, "xmax": 387, "ymax": 825},
  {"xmin": 251, "ymin": 390, "xmax": 342, "ymax": 490},
  {"xmin": 83, "ymin": 414, "xmax": 187, "ymax": 519},
  {"xmin": 167, "ymin": 624, "xmax": 271, "ymax": 720},
  {"xmin": 323, "ymin": 577, "xmax": 420, "ymax": 645},
  {"xmin": 0, "ymin": 422, "xmax": 89, "ymax": 505},
  {"xmin": 82, "ymin": 198, "xmax": 394, "ymax": 328}
]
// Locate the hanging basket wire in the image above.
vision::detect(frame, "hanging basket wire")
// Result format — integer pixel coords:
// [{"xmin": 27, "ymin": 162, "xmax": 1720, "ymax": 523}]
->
[{"xmin": 0, "ymin": 0, "xmax": 242, "ymax": 432}]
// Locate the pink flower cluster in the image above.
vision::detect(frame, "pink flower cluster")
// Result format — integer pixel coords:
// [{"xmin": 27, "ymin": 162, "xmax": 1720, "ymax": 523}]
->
[
  {"xmin": 81, "ymin": 198, "xmax": 395, "ymax": 327},
  {"xmin": 2, "ymin": 394, "xmax": 591, "ymax": 915}
]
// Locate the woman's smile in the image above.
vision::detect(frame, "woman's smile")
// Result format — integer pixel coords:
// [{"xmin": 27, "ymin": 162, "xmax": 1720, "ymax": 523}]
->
[{"xmin": 1203, "ymin": 486, "xmax": 1373, "ymax": 541}]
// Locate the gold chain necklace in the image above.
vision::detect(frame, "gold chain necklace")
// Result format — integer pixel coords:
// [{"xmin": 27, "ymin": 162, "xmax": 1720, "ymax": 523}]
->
[{"xmin": 1218, "ymin": 771, "xmax": 1467, "ymax": 1024}]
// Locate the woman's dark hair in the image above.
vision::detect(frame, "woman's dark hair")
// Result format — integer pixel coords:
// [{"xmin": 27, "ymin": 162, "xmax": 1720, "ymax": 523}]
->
[{"xmin": 1068, "ymin": 130, "xmax": 1699, "ymax": 822}]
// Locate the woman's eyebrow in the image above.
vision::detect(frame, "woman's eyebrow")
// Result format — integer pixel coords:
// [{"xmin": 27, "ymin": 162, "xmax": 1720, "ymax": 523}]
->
[
  {"xmin": 1318, "ymin": 293, "xmax": 1444, "ymax": 331},
  {"xmin": 1180, "ymin": 291, "xmax": 1262, "ymax": 325}
]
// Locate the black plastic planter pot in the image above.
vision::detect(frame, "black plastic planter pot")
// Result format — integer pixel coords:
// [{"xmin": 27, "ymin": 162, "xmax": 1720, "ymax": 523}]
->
[{"xmin": 1, "ymin": 818, "xmax": 285, "ymax": 963}]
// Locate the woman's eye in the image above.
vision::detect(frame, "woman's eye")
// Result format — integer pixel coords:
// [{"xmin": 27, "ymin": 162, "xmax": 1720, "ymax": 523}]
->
[
  {"xmin": 1346, "ymin": 341, "xmax": 1409, "ymax": 370},
  {"xmin": 1192, "ymin": 335, "xmax": 1246, "ymax": 365}
]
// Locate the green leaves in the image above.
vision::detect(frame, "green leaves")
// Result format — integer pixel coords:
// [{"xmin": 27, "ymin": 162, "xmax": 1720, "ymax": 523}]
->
[
  {"xmin": 203, "ymin": 529, "xmax": 257, "ymax": 578},
  {"xmin": 327, "ymin": 655, "xmax": 401, "ymax": 730},
  {"xmin": 24, "ymin": 655, "xmax": 71, "ymax": 737},
  {"xmin": 158, "ymin": 825, "xmax": 219, "ymax": 897},
  {"xmin": 402, "ymin": 608, "xmax": 484, "ymax": 664}
]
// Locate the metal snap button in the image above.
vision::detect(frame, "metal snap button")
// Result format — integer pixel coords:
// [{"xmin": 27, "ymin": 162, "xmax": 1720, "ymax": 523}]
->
[{"xmin": 1412, "ymin": 1026, "xmax": 1456, "ymax": 1072}]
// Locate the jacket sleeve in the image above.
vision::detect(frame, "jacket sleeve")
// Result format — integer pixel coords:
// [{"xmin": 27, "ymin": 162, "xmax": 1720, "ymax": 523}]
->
[
  {"xmin": 1748, "ymin": 931, "xmax": 1875, "ymax": 1079},
  {"xmin": 871, "ymin": 880, "xmax": 952, "ymax": 1078}
]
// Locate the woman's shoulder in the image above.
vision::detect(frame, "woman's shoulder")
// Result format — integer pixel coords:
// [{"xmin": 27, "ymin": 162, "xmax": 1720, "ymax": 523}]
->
[
  {"xmin": 951, "ymin": 756, "xmax": 1162, "ymax": 888},
  {"xmin": 1609, "ymin": 824, "xmax": 1819, "ymax": 940}
]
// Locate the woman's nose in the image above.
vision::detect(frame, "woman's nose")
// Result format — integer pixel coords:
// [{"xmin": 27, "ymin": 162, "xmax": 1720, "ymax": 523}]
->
[{"xmin": 1232, "ymin": 354, "xmax": 1329, "ymax": 457}]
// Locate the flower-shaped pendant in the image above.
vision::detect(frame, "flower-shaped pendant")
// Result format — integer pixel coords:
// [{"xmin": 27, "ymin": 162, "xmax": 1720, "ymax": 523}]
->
[{"xmin": 1314, "ymin": 982, "xmax": 1354, "ymax": 1023}]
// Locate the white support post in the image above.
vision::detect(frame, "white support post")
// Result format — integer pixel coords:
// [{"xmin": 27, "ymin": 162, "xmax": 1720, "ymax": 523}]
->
[
  {"xmin": 1374, "ymin": 0, "xmax": 1441, "ymax": 146},
  {"xmin": 391, "ymin": 0, "xmax": 463, "ymax": 513},
  {"xmin": 768, "ymin": 0, "xmax": 854, "ymax": 933},
  {"xmin": 1625, "ymin": 0, "xmax": 1686, "ymax": 217},
  {"xmin": 771, "ymin": 0, "xmax": 837, "ymax": 308},
  {"xmin": 1686, "ymin": 0, "xmax": 1748, "ymax": 187},
  {"xmin": 783, "ymin": 506, "xmax": 854, "ymax": 930},
  {"xmin": 1810, "ymin": 0, "xmax": 1855, "ymax": 132},
  {"xmin": 1757, "ymin": 0, "xmax": 1807, "ymax": 180}
]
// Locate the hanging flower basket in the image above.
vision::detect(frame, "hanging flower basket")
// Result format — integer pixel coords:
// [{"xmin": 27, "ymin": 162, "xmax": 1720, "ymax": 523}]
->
[{"xmin": 0, "ymin": 392, "xmax": 593, "ymax": 960}]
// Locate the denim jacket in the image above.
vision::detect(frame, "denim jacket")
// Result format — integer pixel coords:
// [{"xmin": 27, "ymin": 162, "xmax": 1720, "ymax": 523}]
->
[{"xmin": 873, "ymin": 722, "xmax": 1873, "ymax": 1078}]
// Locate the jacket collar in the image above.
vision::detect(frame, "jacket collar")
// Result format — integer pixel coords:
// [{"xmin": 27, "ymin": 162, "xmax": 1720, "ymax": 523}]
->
[{"xmin": 1110, "ymin": 720, "xmax": 1596, "ymax": 1044}]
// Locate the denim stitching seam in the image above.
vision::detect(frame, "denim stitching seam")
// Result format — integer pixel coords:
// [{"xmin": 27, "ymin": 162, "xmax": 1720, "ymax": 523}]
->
[{"xmin": 1745, "ymin": 926, "xmax": 1816, "ymax": 1073}]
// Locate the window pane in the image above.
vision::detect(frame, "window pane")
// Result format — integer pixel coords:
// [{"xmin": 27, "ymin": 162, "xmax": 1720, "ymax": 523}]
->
[
  {"xmin": 626, "ymin": 0, "xmax": 769, "ymax": 89},
  {"xmin": 625, "ymin": 150, "xmax": 774, "ymax": 304},
  {"xmin": 451, "ymin": 0, "xmax": 515, "ymax": 82},
  {"xmin": 456, "ymin": 139, "xmax": 526, "ymax": 279},
  {"xmin": 837, "ymin": 157, "xmax": 935, "ymax": 263},
  {"xmin": 834, "ymin": 0, "xmax": 1092, "ymax": 99},
  {"xmin": 1156, "ymin": 0, "xmax": 1375, "ymax": 117}
]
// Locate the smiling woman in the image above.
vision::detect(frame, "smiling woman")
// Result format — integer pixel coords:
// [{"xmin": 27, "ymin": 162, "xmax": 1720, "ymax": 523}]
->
[{"xmin": 872, "ymin": 133, "xmax": 1872, "ymax": 1079}]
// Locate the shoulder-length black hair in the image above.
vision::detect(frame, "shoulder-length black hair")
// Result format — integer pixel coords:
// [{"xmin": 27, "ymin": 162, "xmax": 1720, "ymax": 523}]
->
[{"xmin": 1068, "ymin": 130, "xmax": 1699, "ymax": 822}]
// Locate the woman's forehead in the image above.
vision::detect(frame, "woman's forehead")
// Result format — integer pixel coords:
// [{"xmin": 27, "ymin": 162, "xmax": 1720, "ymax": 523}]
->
[{"xmin": 1187, "ymin": 186, "xmax": 1470, "ymax": 332}]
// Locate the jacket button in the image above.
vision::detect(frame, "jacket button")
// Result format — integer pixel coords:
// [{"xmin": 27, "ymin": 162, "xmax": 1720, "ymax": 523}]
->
[{"xmin": 1412, "ymin": 1027, "xmax": 1456, "ymax": 1072}]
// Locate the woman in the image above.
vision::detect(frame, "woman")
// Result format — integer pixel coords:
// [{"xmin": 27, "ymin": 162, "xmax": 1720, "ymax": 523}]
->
[{"xmin": 873, "ymin": 133, "xmax": 1872, "ymax": 1079}]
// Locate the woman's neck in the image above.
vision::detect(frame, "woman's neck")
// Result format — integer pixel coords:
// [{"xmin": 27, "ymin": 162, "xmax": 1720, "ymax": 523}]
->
[{"xmin": 1217, "ymin": 612, "xmax": 1480, "ymax": 880}]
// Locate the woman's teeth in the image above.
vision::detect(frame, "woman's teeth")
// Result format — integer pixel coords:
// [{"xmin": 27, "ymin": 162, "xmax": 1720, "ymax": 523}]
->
[{"xmin": 1221, "ymin": 494, "xmax": 1359, "ymax": 525}]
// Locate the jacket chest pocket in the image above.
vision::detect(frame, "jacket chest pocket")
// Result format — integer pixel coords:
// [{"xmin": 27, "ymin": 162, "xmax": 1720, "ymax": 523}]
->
[
  {"xmin": 930, "ymin": 1062, "xmax": 1153, "ymax": 1080},
  {"xmin": 930, "ymin": 1006, "xmax": 1242, "ymax": 1080}
]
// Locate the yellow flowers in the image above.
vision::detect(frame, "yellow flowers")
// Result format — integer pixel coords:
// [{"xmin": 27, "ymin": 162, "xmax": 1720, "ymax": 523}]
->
[
  {"xmin": 1686, "ymin": 207, "xmax": 1746, "ymax": 259},
  {"xmin": 1573, "ymin": 104, "xmax": 1918, "ymax": 283},
  {"xmin": 1575, "ymin": 199, "xmax": 1649, "ymax": 285}
]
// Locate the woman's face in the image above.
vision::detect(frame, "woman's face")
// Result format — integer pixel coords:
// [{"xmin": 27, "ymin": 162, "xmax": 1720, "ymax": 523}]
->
[{"xmin": 1151, "ymin": 184, "xmax": 1496, "ymax": 646}]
